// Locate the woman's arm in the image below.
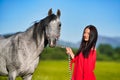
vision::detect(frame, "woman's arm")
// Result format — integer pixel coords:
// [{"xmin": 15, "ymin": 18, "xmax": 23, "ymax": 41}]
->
[{"xmin": 66, "ymin": 47, "xmax": 75, "ymax": 59}]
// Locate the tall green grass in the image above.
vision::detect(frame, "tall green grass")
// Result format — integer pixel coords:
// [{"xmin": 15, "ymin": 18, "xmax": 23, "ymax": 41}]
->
[
  {"xmin": 95, "ymin": 61, "xmax": 120, "ymax": 80},
  {"xmin": 0, "ymin": 61, "xmax": 120, "ymax": 80}
]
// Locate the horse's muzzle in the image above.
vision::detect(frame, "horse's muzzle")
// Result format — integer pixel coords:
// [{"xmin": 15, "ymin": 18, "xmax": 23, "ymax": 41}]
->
[{"xmin": 49, "ymin": 39, "xmax": 56, "ymax": 48}]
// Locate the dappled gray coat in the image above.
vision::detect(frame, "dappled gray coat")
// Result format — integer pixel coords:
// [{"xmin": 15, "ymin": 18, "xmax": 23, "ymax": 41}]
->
[{"xmin": 0, "ymin": 9, "xmax": 61, "ymax": 80}]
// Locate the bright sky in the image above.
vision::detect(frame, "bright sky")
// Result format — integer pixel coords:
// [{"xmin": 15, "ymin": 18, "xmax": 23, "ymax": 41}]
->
[{"xmin": 0, "ymin": 0, "xmax": 120, "ymax": 43}]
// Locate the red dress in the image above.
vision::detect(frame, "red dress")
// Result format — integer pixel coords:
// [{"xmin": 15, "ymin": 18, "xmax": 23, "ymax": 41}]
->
[{"xmin": 71, "ymin": 49, "xmax": 96, "ymax": 80}]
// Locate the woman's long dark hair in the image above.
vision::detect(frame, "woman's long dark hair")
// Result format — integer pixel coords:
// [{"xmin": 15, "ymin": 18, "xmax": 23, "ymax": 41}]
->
[{"xmin": 76, "ymin": 25, "xmax": 98, "ymax": 58}]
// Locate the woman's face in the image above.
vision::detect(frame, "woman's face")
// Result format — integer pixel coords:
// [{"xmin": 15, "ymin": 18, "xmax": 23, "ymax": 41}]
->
[{"xmin": 83, "ymin": 28, "xmax": 90, "ymax": 42}]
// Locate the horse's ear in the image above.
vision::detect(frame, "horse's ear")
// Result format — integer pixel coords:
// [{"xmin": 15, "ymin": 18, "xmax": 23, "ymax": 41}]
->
[
  {"xmin": 57, "ymin": 9, "xmax": 61, "ymax": 18},
  {"xmin": 48, "ymin": 8, "xmax": 52, "ymax": 16}
]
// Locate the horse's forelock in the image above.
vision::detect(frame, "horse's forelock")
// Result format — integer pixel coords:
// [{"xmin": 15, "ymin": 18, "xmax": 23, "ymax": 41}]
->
[{"xmin": 48, "ymin": 14, "xmax": 57, "ymax": 22}]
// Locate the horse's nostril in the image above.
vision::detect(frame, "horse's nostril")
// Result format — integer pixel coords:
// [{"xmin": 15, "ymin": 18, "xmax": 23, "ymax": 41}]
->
[
  {"xmin": 49, "ymin": 44, "xmax": 54, "ymax": 48},
  {"xmin": 49, "ymin": 43, "xmax": 55, "ymax": 48},
  {"xmin": 48, "ymin": 39, "xmax": 56, "ymax": 48}
]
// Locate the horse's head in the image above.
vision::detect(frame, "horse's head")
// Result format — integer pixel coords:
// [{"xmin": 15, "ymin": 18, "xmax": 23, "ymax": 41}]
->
[{"xmin": 45, "ymin": 9, "xmax": 61, "ymax": 48}]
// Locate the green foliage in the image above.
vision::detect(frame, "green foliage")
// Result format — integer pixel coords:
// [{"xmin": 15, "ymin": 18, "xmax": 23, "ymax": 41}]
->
[
  {"xmin": 40, "ymin": 47, "xmax": 77, "ymax": 60},
  {"xmin": 40, "ymin": 45, "xmax": 120, "ymax": 61},
  {"xmin": 97, "ymin": 44, "xmax": 120, "ymax": 61},
  {"xmin": 97, "ymin": 44, "xmax": 114, "ymax": 56},
  {"xmin": 40, "ymin": 47, "xmax": 67, "ymax": 60},
  {"xmin": 39, "ymin": 44, "xmax": 120, "ymax": 61}
]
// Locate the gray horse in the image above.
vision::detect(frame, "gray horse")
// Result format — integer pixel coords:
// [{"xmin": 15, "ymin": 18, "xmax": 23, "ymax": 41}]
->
[{"xmin": 0, "ymin": 9, "xmax": 61, "ymax": 80}]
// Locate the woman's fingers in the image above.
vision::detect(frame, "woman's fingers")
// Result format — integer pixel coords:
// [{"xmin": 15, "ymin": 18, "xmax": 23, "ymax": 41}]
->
[
  {"xmin": 65, "ymin": 47, "xmax": 74, "ymax": 59},
  {"xmin": 66, "ymin": 47, "xmax": 72, "ymax": 55},
  {"xmin": 66, "ymin": 47, "xmax": 69, "ymax": 54}
]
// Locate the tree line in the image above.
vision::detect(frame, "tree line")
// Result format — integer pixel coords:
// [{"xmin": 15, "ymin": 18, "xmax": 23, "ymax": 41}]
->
[
  {"xmin": 40, "ymin": 44, "xmax": 120, "ymax": 61},
  {"xmin": 97, "ymin": 44, "xmax": 120, "ymax": 61}
]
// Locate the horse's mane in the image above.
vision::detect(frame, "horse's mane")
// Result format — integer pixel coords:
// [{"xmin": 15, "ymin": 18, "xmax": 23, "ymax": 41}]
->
[{"xmin": 2, "ymin": 14, "xmax": 57, "ymax": 41}]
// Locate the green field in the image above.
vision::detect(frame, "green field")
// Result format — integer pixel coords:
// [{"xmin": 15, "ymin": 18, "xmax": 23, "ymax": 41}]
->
[{"xmin": 0, "ymin": 60, "xmax": 120, "ymax": 80}]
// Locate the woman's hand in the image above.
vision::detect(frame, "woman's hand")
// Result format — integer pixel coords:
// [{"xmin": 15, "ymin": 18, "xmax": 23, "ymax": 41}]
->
[
  {"xmin": 66, "ymin": 47, "xmax": 72, "ymax": 54},
  {"xmin": 66, "ymin": 47, "xmax": 75, "ymax": 59}
]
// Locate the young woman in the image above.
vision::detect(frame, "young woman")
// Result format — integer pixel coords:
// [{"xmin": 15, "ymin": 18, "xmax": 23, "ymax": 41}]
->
[{"xmin": 66, "ymin": 25, "xmax": 98, "ymax": 80}]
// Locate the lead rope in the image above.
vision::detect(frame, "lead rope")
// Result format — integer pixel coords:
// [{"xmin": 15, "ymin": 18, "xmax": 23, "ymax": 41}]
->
[
  {"xmin": 58, "ymin": 45, "xmax": 72, "ymax": 80},
  {"xmin": 68, "ymin": 54, "xmax": 72, "ymax": 80}
]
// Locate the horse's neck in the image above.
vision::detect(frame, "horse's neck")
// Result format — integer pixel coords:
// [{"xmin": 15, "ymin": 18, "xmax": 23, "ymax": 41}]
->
[
  {"xmin": 28, "ymin": 32, "xmax": 45, "ymax": 61},
  {"xmin": 20, "ymin": 31, "xmax": 45, "ymax": 63},
  {"xmin": 23, "ymin": 26, "xmax": 45, "ymax": 55}
]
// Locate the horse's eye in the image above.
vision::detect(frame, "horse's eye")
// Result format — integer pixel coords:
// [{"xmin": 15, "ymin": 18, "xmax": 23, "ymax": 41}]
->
[{"xmin": 59, "ymin": 23, "xmax": 61, "ymax": 27}]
